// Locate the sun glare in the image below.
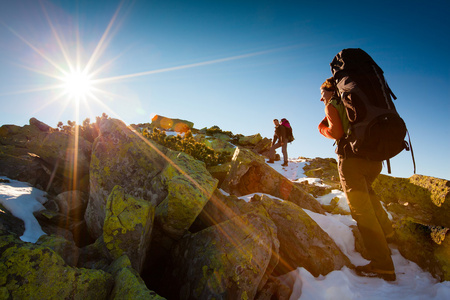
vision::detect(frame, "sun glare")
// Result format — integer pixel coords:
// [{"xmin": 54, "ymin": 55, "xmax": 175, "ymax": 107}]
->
[{"xmin": 62, "ymin": 70, "xmax": 93, "ymax": 99}]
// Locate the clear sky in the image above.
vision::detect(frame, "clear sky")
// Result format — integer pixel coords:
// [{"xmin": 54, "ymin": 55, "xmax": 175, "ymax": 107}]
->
[{"xmin": 1, "ymin": 0, "xmax": 449, "ymax": 180}]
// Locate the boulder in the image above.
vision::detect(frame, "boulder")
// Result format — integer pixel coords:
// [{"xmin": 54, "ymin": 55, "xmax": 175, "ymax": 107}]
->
[
  {"xmin": 54, "ymin": 190, "xmax": 88, "ymax": 220},
  {"xmin": 0, "ymin": 123, "xmax": 91, "ymax": 193},
  {"xmin": 103, "ymin": 186, "xmax": 155, "ymax": 273},
  {"xmin": 237, "ymin": 133, "xmax": 263, "ymax": 146},
  {"xmin": 252, "ymin": 194, "xmax": 351, "ymax": 277},
  {"xmin": 86, "ymin": 118, "xmax": 168, "ymax": 238},
  {"xmin": 29, "ymin": 117, "xmax": 52, "ymax": 132},
  {"xmin": 393, "ymin": 220, "xmax": 450, "ymax": 281},
  {"xmin": 222, "ymin": 147, "xmax": 325, "ymax": 214},
  {"xmin": 107, "ymin": 255, "xmax": 166, "ymax": 299},
  {"xmin": 0, "ymin": 234, "xmax": 113, "ymax": 299},
  {"xmin": 166, "ymin": 208, "xmax": 279, "ymax": 300},
  {"xmin": 156, "ymin": 151, "xmax": 218, "ymax": 240},
  {"xmin": 151, "ymin": 115, "xmax": 193, "ymax": 133},
  {"xmin": 373, "ymin": 174, "xmax": 450, "ymax": 228}
]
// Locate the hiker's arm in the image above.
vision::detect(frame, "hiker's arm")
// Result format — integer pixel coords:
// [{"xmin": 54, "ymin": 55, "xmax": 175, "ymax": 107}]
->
[
  {"xmin": 272, "ymin": 133, "xmax": 278, "ymax": 145},
  {"xmin": 318, "ymin": 104, "xmax": 344, "ymax": 140}
]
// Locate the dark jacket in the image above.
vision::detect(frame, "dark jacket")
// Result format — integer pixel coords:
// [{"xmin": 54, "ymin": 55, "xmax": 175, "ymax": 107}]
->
[{"xmin": 273, "ymin": 125, "xmax": 287, "ymax": 145}]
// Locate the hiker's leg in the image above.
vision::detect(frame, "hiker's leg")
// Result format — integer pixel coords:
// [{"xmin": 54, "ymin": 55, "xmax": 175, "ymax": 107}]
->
[
  {"xmin": 339, "ymin": 157, "xmax": 394, "ymax": 271},
  {"xmin": 281, "ymin": 143, "xmax": 288, "ymax": 163},
  {"xmin": 366, "ymin": 171, "xmax": 394, "ymax": 239}
]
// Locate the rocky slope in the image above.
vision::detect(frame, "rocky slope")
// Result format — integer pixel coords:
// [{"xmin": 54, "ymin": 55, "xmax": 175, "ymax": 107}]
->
[{"xmin": 0, "ymin": 116, "xmax": 449, "ymax": 299}]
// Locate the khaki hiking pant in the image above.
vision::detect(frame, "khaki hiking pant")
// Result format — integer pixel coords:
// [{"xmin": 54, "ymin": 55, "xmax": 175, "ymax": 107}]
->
[{"xmin": 338, "ymin": 157, "xmax": 395, "ymax": 272}]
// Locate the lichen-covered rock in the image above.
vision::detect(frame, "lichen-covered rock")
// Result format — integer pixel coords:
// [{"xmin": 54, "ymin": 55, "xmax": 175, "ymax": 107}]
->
[
  {"xmin": 151, "ymin": 115, "xmax": 194, "ymax": 133},
  {"xmin": 156, "ymin": 151, "xmax": 218, "ymax": 239},
  {"xmin": 253, "ymin": 194, "xmax": 351, "ymax": 277},
  {"xmin": 0, "ymin": 234, "xmax": 113, "ymax": 299},
  {"xmin": 392, "ymin": 220, "xmax": 450, "ymax": 281},
  {"xmin": 373, "ymin": 174, "xmax": 450, "ymax": 228},
  {"xmin": 302, "ymin": 157, "xmax": 341, "ymax": 189},
  {"xmin": 237, "ymin": 133, "xmax": 263, "ymax": 146},
  {"xmin": 166, "ymin": 208, "xmax": 279, "ymax": 300},
  {"xmin": 222, "ymin": 147, "xmax": 325, "ymax": 214},
  {"xmin": 103, "ymin": 185, "xmax": 155, "ymax": 273},
  {"xmin": 107, "ymin": 255, "xmax": 166, "ymax": 299},
  {"xmin": 86, "ymin": 118, "xmax": 168, "ymax": 238},
  {"xmin": 0, "ymin": 122, "xmax": 92, "ymax": 193},
  {"xmin": 36, "ymin": 234, "xmax": 80, "ymax": 266}
]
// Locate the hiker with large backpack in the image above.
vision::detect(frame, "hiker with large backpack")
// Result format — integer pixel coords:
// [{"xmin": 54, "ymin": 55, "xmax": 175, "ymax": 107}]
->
[
  {"xmin": 317, "ymin": 48, "xmax": 412, "ymax": 282},
  {"xmin": 267, "ymin": 118, "xmax": 292, "ymax": 166}
]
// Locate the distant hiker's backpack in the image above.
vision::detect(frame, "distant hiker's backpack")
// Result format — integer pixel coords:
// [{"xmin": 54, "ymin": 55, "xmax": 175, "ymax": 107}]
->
[
  {"xmin": 330, "ymin": 48, "xmax": 415, "ymax": 173},
  {"xmin": 281, "ymin": 119, "xmax": 295, "ymax": 143}
]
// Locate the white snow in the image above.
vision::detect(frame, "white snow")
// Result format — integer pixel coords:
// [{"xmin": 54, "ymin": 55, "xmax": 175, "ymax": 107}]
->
[
  {"xmin": 1, "ymin": 157, "xmax": 449, "ymax": 298},
  {"xmin": 0, "ymin": 176, "xmax": 47, "ymax": 243}
]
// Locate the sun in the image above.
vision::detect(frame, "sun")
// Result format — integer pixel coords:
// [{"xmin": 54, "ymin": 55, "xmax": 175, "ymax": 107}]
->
[{"xmin": 61, "ymin": 70, "xmax": 94, "ymax": 100}]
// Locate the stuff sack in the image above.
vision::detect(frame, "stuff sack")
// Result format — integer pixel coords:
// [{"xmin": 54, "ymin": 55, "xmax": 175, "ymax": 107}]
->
[{"xmin": 330, "ymin": 48, "xmax": 408, "ymax": 162}]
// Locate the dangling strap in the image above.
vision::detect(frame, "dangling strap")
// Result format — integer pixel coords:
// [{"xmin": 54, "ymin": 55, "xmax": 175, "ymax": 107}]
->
[
  {"xmin": 386, "ymin": 159, "xmax": 392, "ymax": 174},
  {"xmin": 407, "ymin": 130, "xmax": 416, "ymax": 174}
]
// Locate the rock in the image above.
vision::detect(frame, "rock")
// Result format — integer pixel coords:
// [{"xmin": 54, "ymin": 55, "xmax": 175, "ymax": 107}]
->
[
  {"xmin": 0, "ymin": 123, "xmax": 91, "ymax": 193},
  {"xmin": 86, "ymin": 118, "xmax": 168, "ymax": 238},
  {"xmin": 54, "ymin": 190, "xmax": 88, "ymax": 220},
  {"xmin": 0, "ymin": 204, "xmax": 25, "ymax": 237},
  {"xmin": 166, "ymin": 208, "xmax": 279, "ymax": 300},
  {"xmin": 373, "ymin": 174, "xmax": 450, "ymax": 228},
  {"xmin": 107, "ymin": 255, "xmax": 166, "ymax": 299},
  {"xmin": 253, "ymin": 194, "xmax": 351, "ymax": 277},
  {"xmin": 206, "ymin": 162, "xmax": 233, "ymax": 186},
  {"xmin": 156, "ymin": 151, "xmax": 218, "ymax": 240},
  {"xmin": 393, "ymin": 220, "xmax": 450, "ymax": 281},
  {"xmin": 253, "ymin": 137, "xmax": 272, "ymax": 154},
  {"xmin": 0, "ymin": 234, "xmax": 114, "ymax": 299},
  {"xmin": 302, "ymin": 157, "xmax": 341, "ymax": 189},
  {"xmin": 191, "ymin": 189, "xmax": 253, "ymax": 231},
  {"xmin": 194, "ymin": 134, "xmax": 236, "ymax": 154},
  {"xmin": 29, "ymin": 117, "xmax": 52, "ymax": 132},
  {"xmin": 151, "ymin": 115, "xmax": 194, "ymax": 133},
  {"xmin": 36, "ymin": 234, "xmax": 80, "ymax": 266},
  {"xmin": 222, "ymin": 147, "xmax": 325, "ymax": 214},
  {"xmin": 237, "ymin": 133, "xmax": 263, "ymax": 146},
  {"xmin": 103, "ymin": 186, "xmax": 155, "ymax": 273}
]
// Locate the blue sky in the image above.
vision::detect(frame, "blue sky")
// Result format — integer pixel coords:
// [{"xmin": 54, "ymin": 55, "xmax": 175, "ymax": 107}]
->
[{"xmin": 1, "ymin": 0, "xmax": 449, "ymax": 180}]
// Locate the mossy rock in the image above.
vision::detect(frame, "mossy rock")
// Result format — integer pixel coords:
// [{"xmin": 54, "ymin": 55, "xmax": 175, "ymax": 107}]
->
[
  {"xmin": 373, "ymin": 174, "xmax": 450, "ymax": 228},
  {"xmin": 0, "ymin": 234, "xmax": 113, "ymax": 299},
  {"xmin": 107, "ymin": 255, "xmax": 166, "ymax": 299}
]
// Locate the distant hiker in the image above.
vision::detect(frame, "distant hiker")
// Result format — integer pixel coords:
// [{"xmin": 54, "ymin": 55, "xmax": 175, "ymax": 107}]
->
[
  {"xmin": 267, "ymin": 118, "xmax": 289, "ymax": 166},
  {"xmin": 318, "ymin": 76, "xmax": 396, "ymax": 281}
]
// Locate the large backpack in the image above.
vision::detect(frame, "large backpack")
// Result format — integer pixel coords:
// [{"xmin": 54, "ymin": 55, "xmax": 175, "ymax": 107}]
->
[
  {"xmin": 330, "ymin": 48, "xmax": 415, "ymax": 173},
  {"xmin": 281, "ymin": 119, "xmax": 295, "ymax": 143}
]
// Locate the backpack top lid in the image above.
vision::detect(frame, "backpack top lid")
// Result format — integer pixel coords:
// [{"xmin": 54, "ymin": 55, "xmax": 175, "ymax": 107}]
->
[
  {"xmin": 280, "ymin": 118, "xmax": 291, "ymax": 128},
  {"xmin": 330, "ymin": 48, "xmax": 384, "ymax": 79}
]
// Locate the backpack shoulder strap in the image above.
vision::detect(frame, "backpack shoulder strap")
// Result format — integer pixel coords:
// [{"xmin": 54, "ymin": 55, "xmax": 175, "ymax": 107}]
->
[{"xmin": 329, "ymin": 97, "xmax": 351, "ymax": 136}]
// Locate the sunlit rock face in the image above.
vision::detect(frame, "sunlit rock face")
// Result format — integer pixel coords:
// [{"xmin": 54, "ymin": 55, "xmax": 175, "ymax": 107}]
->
[
  {"xmin": 373, "ymin": 174, "xmax": 450, "ymax": 281},
  {"xmin": 85, "ymin": 118, "xmax": 168, "ymax": 239},
  {"xmin": 221, "ymin": 147, "xmax": 325, "ymax": 214}
]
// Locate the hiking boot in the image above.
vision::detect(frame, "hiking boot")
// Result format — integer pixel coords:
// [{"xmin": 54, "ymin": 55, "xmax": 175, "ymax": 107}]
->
[
  {"xmin": 355, "ymin": 263, "xmax": 396, "ymax": 281},
  {"xmin": 281, "ymin": 162, "xmax": 288, "ymax": 166},
  {"xmin": 267, "ymin": 159, "xmax": 275, "ymax": 164}
]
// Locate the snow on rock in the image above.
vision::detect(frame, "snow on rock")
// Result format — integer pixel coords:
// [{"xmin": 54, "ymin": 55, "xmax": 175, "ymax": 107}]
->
[{"xmin": 0, "ymin": 176, "xmax": 47, "ymax": 243}]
